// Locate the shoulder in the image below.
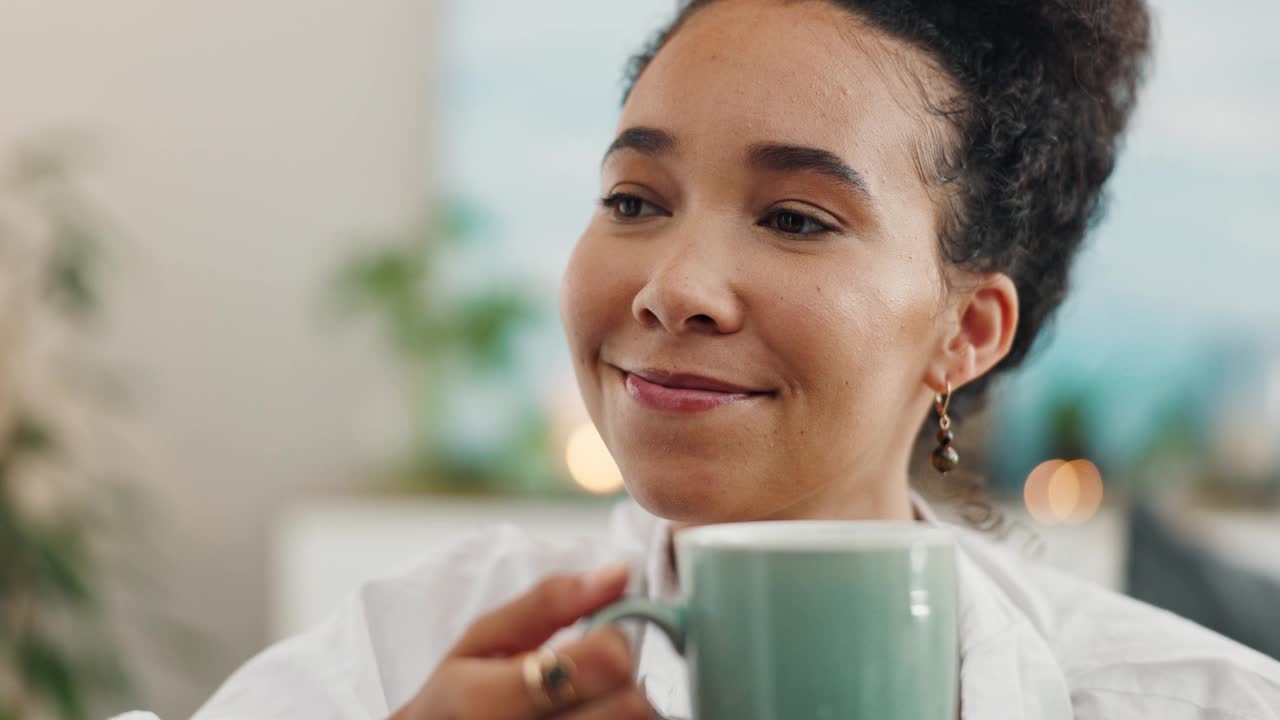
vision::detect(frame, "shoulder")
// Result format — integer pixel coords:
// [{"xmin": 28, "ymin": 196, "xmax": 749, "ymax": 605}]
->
[
  {"xmin": 195, "ymin": 501, "xmax": 652, "ymax": 720},
  {"xmin": 954, "ymin": 527, "xmax": 1280, "ymax": 719}
]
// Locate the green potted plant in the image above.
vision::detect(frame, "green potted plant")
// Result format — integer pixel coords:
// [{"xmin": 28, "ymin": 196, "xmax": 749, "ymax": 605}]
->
[
  {"xmin": 327, "ymin": 198, "xmax": 562, "ymax": 495},
  {"xmin": 0, "ymin": 141, "xmax": 134, "ymax": 720}
]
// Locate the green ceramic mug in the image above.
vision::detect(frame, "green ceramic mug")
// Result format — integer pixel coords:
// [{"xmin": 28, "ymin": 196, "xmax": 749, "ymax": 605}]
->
[{"xmin": 592, "ymin": 521, "xmax": 958, "ymax": 720}]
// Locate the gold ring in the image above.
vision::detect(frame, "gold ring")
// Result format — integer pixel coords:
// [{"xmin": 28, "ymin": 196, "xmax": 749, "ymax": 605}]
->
[{"xmin": 522, "ymin": 647, "xmax": 578, "ymax": 712}]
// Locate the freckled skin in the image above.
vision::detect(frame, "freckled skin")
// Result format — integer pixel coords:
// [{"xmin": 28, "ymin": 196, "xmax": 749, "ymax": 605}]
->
[{"xmin": 560, "ymin": 0, "xmax": 972, "ymax": 524}]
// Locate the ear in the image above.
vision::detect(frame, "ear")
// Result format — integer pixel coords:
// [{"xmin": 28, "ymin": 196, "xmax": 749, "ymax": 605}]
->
[{"xmin": 924, "ymin": 273, "xmax": 1019, "ymax": 395}]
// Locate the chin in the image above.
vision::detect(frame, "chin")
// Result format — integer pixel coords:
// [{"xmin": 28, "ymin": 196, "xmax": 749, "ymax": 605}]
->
[{"xmin": 623, "ymin": 468, "xmax": 758, "ymax": 524}]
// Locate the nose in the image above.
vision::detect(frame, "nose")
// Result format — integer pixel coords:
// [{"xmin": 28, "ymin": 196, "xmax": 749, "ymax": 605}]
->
[{"xmin": 630, "ymin": 237, "xmax": 745, "ymax": 336}]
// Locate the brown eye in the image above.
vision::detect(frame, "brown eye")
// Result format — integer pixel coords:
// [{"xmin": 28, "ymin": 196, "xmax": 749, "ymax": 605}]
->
[
  {"xmin": 617, "ymin": 196, "xmax": 645, "ymax": 217},
  {"xmin": 764, "ymin": 209, "xmax": 830, "ymax": 236},
  {"xmin": 776, "ymin": 211, "xmax": 807, "ymax": 233},
  {"xmin": 601, "ymin": 193, "xmax": 664, "ymax": 220}
]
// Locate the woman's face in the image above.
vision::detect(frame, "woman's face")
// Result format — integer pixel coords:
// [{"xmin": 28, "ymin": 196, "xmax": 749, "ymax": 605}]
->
[{"xmin": 561, "ymin": 0, "xmax": 961, "ymax": 523}]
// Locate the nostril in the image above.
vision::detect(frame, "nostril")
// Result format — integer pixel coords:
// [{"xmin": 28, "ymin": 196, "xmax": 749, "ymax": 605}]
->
[
  {"xmin": 637, "ymin": 307, "xmax": 662, "ymax": 327},
  {"xmin": 687, "ymin": 313, "xmax": 717, "ymax": 331}
]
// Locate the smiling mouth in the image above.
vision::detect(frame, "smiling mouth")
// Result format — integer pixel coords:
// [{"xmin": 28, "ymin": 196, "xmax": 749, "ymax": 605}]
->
[{"xmin": 618, "ymin": 367, "xmax": 774, "ymax": 413}]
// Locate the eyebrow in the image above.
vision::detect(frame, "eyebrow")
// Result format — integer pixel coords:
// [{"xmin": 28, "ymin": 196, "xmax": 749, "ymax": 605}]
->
[
  {"xmin": 602, "ymin": 126, "xmax": 677, "ymax": 164},
  {"xmin": 601, "ymin": 129, "xmax": 873, "ymax": 202},
  {"xmin": 747, "ymin": 142, "xmax": 873, "ymax": 200}
]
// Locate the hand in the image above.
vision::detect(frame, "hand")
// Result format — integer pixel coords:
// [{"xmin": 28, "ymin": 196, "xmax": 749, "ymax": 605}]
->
[{"xmin": 391, "ymin": 562, "xmax": 652, "ymax": 720}]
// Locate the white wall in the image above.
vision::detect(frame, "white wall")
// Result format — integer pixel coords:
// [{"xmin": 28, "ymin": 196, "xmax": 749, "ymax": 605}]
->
[{"xmin": 0, "ymin": 2, "xmax": 435, "ymax": 716}]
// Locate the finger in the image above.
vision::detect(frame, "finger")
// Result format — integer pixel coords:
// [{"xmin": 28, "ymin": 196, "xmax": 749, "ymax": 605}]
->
[
  {"xmin": 556, "ymin": 686, "xmax": 653, "ymax": 720},
  {"xmin": 547, "ymin": 626, "xmax": 635, "ymax": 703},
  {"xmin": 450, "ymin": 562, "xmax": 631, "ymax": 658},
  {"xmin": 426, "ymin": 658, "xmax": 539, "ymax": 720},
  {"xmin": 438, "ymin": 637, "xmax": 633, "ymax": 720}
]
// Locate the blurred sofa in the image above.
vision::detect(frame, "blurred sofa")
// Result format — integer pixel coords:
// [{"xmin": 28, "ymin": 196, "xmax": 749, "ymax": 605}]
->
[{"xmin": 1127, "ymin": 501, "xmax": 1280, "ymax": 660}]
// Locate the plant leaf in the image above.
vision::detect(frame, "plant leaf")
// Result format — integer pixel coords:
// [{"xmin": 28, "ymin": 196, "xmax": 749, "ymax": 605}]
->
[
  {"xmin": 19, "ymin": 633, "xmax": 86, "ymax": 720},
  {"xmin": 445, "ymin": 291, "xmax": 536, "ymax": 367},
  {"xmin": 8, "ymin": 413, "xmax": 57, "ymax": 456},
  {"xmin": 31, "ymin": 527, "xmax": 94, "ymax": 608},
  {"xmin": 45, "ymin": 212, "xmax": 103, "ymax": 323}
]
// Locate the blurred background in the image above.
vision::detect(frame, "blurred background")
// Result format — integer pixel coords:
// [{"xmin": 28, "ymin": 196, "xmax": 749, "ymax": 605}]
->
[{"xmin": 0, "ymin": 0, "xmax": 1277, "ymax": 718}]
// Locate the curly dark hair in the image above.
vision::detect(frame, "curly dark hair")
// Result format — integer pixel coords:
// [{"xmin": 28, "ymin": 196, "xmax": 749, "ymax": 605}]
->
[{"xmin": 620, "ymin": 0, "xmax": 1152, "ymax": 525}]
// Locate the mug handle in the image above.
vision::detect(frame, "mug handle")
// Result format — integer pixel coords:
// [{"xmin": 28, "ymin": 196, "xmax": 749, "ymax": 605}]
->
[{"xmin": 588, "ymin": 598, "xmax": 688, "ymax": 654}]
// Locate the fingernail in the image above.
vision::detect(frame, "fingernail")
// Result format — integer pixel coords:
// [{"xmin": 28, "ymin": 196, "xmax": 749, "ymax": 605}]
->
[{"xmin": 583, "ymin": 561, "xmax": 631, "ymax": 596}]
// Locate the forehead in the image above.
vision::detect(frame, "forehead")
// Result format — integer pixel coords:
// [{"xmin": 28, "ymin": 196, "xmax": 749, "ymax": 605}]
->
[{"xmin": 621, "ymin": 0, "xmax": 952, "ymax": 194}]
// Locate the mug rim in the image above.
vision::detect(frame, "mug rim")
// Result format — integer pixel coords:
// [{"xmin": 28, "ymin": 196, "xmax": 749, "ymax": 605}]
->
[{"xmin": 676, "ymin": 520, "xmax": 954, "ymax": 552}]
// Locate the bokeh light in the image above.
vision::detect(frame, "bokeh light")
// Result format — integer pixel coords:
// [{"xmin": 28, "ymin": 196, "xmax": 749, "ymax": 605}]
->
[
  {"xmin": 1047, "ymin": 461, "xmax": 1082, "ymax": 520},
  {"xmin": 564, "ymin": 422, "xmax": 624, "ymax": 494},
  {"xmin": 1065, "ymin": 459, "xmax": 1105, "ymax": 524},
  {"xmin": 1025, "ymin": 458, "xmax": 1105, "ymax": 525},
  {"xmin": 1025, "ymin": 459, "xmax": 1066, "ymax": 524}
]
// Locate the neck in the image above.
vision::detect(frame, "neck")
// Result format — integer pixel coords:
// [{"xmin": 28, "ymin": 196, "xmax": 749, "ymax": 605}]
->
[
  {"xmin": 762, "ymin": 436, "xmax": 920, "ymax": 522},
  {"xmin": 763, "ymin": 472, "xmax": 917, "ymax": 522},
  {"xmin": 668, "ymin": 469, "xmax": 920, "ymax": 542}
]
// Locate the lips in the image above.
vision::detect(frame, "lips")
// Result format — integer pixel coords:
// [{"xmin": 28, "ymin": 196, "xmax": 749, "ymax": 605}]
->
[
  {"xmin": 627, "ymin": 368, "xmax": 767, "ymax": 394},
  {"xmin": 621, "ymin": 367, "xmax": 773, "ymax": 413}
]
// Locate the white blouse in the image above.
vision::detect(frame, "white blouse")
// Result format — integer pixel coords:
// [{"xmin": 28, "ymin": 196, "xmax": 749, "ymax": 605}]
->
[{"xmin": 119, "ymin": 496, "xmax": 1280, "ymax": 720}]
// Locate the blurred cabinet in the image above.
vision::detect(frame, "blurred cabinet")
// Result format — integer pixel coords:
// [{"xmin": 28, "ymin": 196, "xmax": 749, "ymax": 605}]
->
[
  {"xmin": 270, "ymin": 496, "xmax": 616, "ymax": 639},
  {"xmin": 272, "ymin": 496, "xmax": 1280, "ymax": 640}
]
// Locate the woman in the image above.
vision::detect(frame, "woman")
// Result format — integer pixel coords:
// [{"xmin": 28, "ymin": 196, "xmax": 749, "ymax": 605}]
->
[{"xmin": 126, "ymin": 0, "xmax": 1280, "ymax": 718}]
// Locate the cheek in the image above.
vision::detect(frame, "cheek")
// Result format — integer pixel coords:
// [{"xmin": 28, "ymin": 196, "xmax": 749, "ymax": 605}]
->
[
  {"xmin": 560, "ymin": 235, "xmax": 604, "ymax": 352},
  {"xmin": 560, "ymin": 230, "xmax": 634, "ymax": 373},
  {"xmin": 769, "ymin": 258, "xmax": 941, "ymax": 420}
]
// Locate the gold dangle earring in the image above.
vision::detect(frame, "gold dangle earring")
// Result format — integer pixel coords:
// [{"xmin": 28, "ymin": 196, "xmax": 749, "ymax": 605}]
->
[{"xmin": 931, "ymin": 382, "xmax": 960, "ymax": 475}]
